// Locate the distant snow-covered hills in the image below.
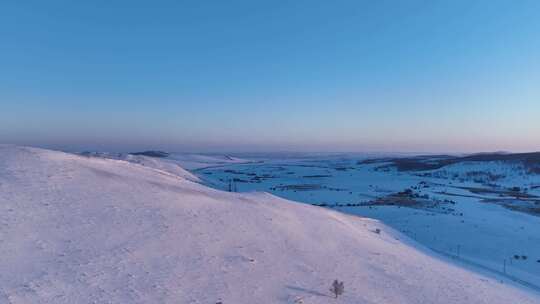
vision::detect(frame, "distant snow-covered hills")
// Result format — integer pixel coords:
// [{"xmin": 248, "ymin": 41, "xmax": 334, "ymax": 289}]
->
[
  {"xmin": 364, "ymin": 152, "xmax": 540, "ymax": 175},
  {"xmin": 0, "ymin": 145, "xmax": 538, "ymax": 303}
]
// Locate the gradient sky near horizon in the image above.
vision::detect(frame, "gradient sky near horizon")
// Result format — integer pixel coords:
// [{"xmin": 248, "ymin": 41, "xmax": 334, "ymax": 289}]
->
[{"xmin": 1, "ymin": 0, "xmax": 539, "ymax": 153}]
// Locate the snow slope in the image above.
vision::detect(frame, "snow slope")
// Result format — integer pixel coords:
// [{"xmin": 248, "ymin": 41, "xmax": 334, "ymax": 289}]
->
[
  {"xmin": 0, "ymin": 146, "xmax": 538, "ymax": 304},
  {"xmin": 423, "ymin": 160, "xmax": 540, "ymax": 189},
  {"xmin": 79, "ymin": 152, "xmax": 202, "ymax": 183}
]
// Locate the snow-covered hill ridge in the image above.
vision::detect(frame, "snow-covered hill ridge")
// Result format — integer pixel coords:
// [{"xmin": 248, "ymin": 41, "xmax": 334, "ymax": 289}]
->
[
  {"xmin": 0, "ymin": 146, "xmax": 538, "ymax": 304},
  {"xmin": 78, "ymin": 151, "xmax": 202, "ymax": 183}
]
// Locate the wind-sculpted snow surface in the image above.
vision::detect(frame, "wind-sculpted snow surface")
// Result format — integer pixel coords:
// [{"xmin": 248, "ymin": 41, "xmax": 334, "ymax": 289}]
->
[{"xmin": 0, "ymin": 146, "xmax": 538, "ymax": 303}]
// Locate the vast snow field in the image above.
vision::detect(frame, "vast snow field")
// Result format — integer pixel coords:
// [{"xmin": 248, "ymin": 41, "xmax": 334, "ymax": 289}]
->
[
  {"xmin": 1, "ymin": 146, "xmax": 539, "ymax": 303},
  {"xmin": 195, "ymin": 153, "xmax": 540, "ymax": 290},
  {"xmin": 0, "ymin": 146, "xmax": 540, "ymax": 304}
]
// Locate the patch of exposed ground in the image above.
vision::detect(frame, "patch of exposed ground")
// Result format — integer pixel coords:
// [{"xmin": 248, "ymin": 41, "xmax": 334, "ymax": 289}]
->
[{"xmin": 361, "ymin": 189, "xmax": 459, "ymax": 215}]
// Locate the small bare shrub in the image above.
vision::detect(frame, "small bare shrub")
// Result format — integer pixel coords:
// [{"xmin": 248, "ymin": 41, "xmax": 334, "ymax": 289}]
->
[{"xmin": 330, "ymin": 279, "xmax": 344, "ymax": 299}]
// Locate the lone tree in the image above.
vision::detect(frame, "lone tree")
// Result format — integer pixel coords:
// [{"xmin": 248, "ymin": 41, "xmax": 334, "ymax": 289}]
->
[{"xmin": 330, "ymin": 279, "xmax": 344, "ymax": 299}]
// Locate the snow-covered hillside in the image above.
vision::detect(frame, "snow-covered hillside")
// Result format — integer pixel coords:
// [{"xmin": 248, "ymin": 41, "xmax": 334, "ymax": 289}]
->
[
  {"xmin": 0, "ymin": 146, "xmax": 538, "ymax": 303},
  {"xmin": 420, "ymin": 160, "xmax": 540, "ymax": 189},
  {"xmin": 78, "ymin": 151, "xmax": 202, "ymax": 183}
]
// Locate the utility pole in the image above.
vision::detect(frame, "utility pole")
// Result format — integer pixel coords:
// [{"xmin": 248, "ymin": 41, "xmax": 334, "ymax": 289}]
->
[{"xmin": 228, "ymin": 179, "xmax": 237, "ymax": 192}]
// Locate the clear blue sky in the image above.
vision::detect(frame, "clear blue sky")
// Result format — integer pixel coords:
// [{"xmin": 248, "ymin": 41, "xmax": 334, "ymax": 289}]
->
[{"xmin": 1, "ymin": 0, "xmax": 539, "ymax": 152}]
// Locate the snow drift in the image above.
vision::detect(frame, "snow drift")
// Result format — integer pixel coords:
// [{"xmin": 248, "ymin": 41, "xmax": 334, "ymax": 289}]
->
[{"xmin": 0, "ymin": 145, "xmax": 538, "ymax": 303}]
